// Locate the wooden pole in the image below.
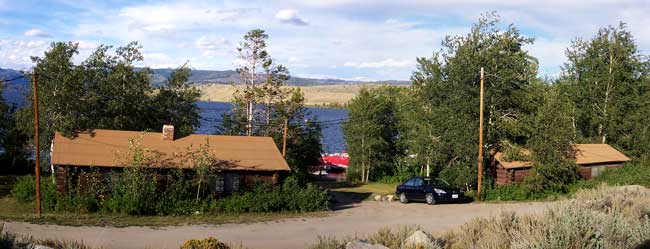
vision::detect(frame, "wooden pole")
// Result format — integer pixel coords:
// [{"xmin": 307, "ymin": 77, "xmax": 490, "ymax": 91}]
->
[
  {"xmin": 282, "ymin": 118, "xmax": 288, "ymax": 157},
  {"xmin": 32, "ymin": 72, "xmax": 41, "ymax": 217},
  {"xmin": 477, "ymin": 67, "xmax": 484, "ymax": 201}
]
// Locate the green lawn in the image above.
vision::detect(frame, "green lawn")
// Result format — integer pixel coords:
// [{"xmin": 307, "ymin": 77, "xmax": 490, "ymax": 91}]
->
[
  {"xmin": 324, "ymin": 182, "xmax": 398, "ymax": 196},
  {"xmin": 0, "ymin": 197, "xmax": 327, "ymax": 227}
]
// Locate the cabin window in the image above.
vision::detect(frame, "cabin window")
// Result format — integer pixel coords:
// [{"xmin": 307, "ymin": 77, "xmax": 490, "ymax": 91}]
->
[
  {"xmin": 591, "ymin": 166, "xmax": 607, "ymax": 178},
  {"xmin": 214, "ymin": 174, "xmax": 225, "ymax": 192}
]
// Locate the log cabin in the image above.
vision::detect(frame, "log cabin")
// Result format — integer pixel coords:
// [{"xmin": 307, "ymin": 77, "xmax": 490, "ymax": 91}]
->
[
  {"xmin": 50, "ymin": 125, "xmax": 290, "ymax": 194},
  {"xmin": 491, "ymin": 144, "xmax": 631, "ymax": 185}
]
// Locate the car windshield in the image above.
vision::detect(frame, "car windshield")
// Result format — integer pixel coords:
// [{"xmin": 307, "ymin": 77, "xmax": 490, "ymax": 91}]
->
[{"xmin": 423, "ymin": 178, "xmax": 451, "ymax": 186}]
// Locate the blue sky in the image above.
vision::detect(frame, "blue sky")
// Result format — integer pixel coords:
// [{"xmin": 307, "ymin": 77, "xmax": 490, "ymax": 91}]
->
[{"xmin": 1, "ymin": 0, "xmax": 649, "ymax": 81}]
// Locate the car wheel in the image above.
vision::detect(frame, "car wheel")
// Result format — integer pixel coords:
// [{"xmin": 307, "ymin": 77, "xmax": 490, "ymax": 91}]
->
[
  {"xmin": 425, "ymin": 193, "xmax": 436, "ymax": 205},
  {"xmin": 399, "ymin": 193, "xmax": 408, "ymax": 204}
]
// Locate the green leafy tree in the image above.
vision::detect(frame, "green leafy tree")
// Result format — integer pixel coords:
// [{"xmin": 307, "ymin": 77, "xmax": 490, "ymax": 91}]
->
[
  {"xmin": 406, "ymin": 12, "xmax": 538, "ymax": 188},
  {"xmin": 524, "ymin": 85, "xmax": 578, "ymax": 191},
  {"xmin": 560, "ymin": 23, "xmax": 650, "ymax": 158},
  {"xmin": 151, "ymin": 64, "xmax": 201, "ymax": 137},
  {"xmin": 16, "ymin": 41, "xmax": 200, "ymax": 168},
  {"xmin": 269, "ymin": 89, "xmax": 322, "ymax": 181},
  {"xmin": 343, "ymin": 86, "xmax": 400, "ymax": 183}
]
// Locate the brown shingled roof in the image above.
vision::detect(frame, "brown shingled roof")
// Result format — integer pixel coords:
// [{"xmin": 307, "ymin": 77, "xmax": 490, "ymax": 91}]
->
[
  {"xmin": 572, "ymin": 144, "xmax": 631, "ymax": 165},
  {"xmin": 494, "ymin": 144, "xmax": 631, "ymax": 169},
  {"xmin": 493, "ymin": 151, "xmax": 535, "ymax": 169},
  {"xmin": 51, "ymin": 129, "xmax": 290, "ymax": 171}
]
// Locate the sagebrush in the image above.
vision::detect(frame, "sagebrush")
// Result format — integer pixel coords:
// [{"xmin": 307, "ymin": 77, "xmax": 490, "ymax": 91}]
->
[{"xmin": 311, "ymin": 185, "xmax": 650, "ymax": 249}]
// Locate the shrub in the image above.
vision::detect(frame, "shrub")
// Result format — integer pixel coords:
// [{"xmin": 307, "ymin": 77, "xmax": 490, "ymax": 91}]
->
[
  {"xmin": 11, "ymin": 175, "xmax": 58, "ymax": 210},
  {"xmin": 212, "ymin": 176, "xmax": 328, "ymax": 213},
  {"xmin": 449, "ymin": 185, "xmax": 650, "ymax": 249},
  {"xmin": 181, "ymin": 237, "xmax": 230, "ymax": 249},
  {"xmin": 11, "ymin": 175, "xmax": 36, "ymax": 202},
  {"xmin": 103, "ymin": 168, "xmax": 158, "ymax": 215},
  {"xmin": 310, "ymin": 225, "xmax": 444, "ymax": 249},
  {"xmin": 11, "ymin": 171, "xmax": 328, "ymax": 215},
  {"xmin": 591, "ymin": 161, "xmax": 650, "ymax": 187},
  {"xmin": 484, "ymin": 183, "xmax": 564, "ymax": 201}
]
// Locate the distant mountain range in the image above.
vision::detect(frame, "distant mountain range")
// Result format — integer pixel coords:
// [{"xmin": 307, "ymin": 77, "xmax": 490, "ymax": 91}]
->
[
  {"xmin": 1, "ymin": 67, "xmax": 410, "ymax": 106},
  {"xmin": 150, "ymin": 68, "xmax": 410, "ymax": 86},
  {"xmin": 0, "ymin": 68, "xmax": 29, "ymax": 106}
]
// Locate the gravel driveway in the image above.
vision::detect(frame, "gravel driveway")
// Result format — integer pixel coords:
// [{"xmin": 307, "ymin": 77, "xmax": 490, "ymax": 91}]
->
[{"xmin": 3, "ymin": 197, "xmax": 549, "ymax": 249}]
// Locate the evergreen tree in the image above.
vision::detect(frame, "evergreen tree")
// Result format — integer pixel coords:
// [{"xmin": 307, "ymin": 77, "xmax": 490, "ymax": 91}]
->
[
  {"xmin": 220, "ymin": 29, "xmax": 323, "ymax": 182},
  {"xmin": 236, "ymin": 29, "xmax": 271, "ymax": 135}
]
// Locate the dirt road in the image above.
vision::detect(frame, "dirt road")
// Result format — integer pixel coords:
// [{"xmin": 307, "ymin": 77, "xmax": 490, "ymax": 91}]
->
[{"xmin": 3, "ymin": 199, "xmax": 549, "ymax": 249}]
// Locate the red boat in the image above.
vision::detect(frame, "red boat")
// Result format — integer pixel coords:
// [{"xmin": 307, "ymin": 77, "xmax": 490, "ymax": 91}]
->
[{"xmin": 321, "ymin": 152, "xmax": 349, "ymax": 168}]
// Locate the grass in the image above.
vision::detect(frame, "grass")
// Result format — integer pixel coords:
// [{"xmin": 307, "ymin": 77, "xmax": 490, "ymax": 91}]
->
[
  {"xmin": 196, "ymin": 84, "xmax": 400, "ymax": 107},
  {"xmin": 323, "ymin": 182, "xmax": 397, "ymax": 196},
  {"xmin": 0, "ymin": 197, "xmax": 327, "ymax": 227}
]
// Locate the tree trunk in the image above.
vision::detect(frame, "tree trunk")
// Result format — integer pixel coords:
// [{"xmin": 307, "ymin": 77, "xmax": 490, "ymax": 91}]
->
[
  {"xmin": 361, "ymin": 136, "xmax": 366, "ymax": 183},
  {"xmin": 196, "ymin": 178, "xmax": 202, "ymax": 201},
  {"xmin": 247, "ymin": 58, "xmax": 256, "ymax": 136},
  {"xmin": 365, "ymin": 147, "xmax": 371, "ymax": 183},
  {"xmin": 365, "ymin": 168, "xmax": 370, "ymax": 183},
  {"xmin": 426, "ymin": 158, "xmax": 430, "ymax": 177}
]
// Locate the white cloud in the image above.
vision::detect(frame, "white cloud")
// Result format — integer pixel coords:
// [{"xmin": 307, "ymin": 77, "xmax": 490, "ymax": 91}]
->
[
  {"xmin": 384, "ymin": 18, "xmax": 417, "ymax": 29},
  {"xmin": 525, "ymin": 38, "xmax": 570, "ymax": 76},
  {"xmin": 23, "ymin": 28, "xmax": 51, "ymax": 38},
  {"xmin": 75, "ymin": 40, "xmax": 101, "ymax": 50},
  {"xmin": 139, "ymin": 52, "xmax": 185, "ymax": 68},
  {"xmin": 195, "ymin": 36, "xmax": 232, "ymax": 57},
  {"xmin": 13, "ymin": 0, "xmax": 649, "ymax": 80},
  {"xmin": 344, "ymin": 59, "xmax": 414, "ymax": 68},
  {"xmin": 0, "ymin": 39, "xmax": 49, "ymax": 69},
  {"xmin": 275, "ymin": 9, "xmax": 308, "ymax": 26}
]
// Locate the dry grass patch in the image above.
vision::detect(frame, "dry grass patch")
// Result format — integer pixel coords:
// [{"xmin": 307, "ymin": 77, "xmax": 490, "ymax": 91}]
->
[
  {"xmin": 312, "ymin": 185, "xmax": 650, "ymax": 249},
  {"xmin": 196, "ymin": 84, "xmax": 398, "ymax": 106}
]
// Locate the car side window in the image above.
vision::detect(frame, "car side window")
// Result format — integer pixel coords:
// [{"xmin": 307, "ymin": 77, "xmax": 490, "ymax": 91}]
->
[
  {"xmin": 413, "ymin": 178, "xmax": 423, "ymax": 187},
  {"xmin": 404, "ymin": 178, "xmax": 415, "ymax": 186}
]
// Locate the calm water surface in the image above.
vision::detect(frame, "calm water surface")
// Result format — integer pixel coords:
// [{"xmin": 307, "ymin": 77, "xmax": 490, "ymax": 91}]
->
[{"xmin": 196, "ymin": 101, "xmax": 348, "ymax": 153}]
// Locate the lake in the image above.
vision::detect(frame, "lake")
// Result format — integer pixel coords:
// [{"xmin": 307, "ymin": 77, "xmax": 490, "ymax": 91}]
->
[{"xmin": 196, "ymin": 101, "xmax": 348, "ymax": 153}]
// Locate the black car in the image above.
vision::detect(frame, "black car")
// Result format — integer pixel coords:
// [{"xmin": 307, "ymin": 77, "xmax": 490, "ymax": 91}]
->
[{"xmin": 395, "ymin": 176, "xmax": 464, "ymax": 204}]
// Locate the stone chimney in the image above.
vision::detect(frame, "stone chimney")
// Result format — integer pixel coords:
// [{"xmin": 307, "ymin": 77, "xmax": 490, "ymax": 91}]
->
[{"xmin": 162, "ymin": 125, "xmax": 174, "ymax": 141}]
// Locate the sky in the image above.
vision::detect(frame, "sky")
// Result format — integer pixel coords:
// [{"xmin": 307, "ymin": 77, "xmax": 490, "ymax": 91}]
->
[{"xmin": 1, "ymin": 0, "xmax": 649, "ymax": 81}]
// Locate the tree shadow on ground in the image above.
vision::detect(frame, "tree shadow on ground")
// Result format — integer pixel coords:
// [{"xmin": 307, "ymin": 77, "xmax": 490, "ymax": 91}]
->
[{"xmin": 327, "ymin": 191, "xmax": 372, "ymax": 211}]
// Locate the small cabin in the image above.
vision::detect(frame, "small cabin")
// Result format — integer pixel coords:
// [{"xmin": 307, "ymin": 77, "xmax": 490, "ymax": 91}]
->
[
  {"xmin": 491, "ymin": 144, "xmax": 631, "ymax": 185},
  {"xmin": 50, "ymin": 126, "xmax": 291, "ymax": 194}
]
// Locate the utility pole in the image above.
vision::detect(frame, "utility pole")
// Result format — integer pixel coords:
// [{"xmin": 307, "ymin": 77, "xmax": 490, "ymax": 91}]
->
[
  {"xmin": 476, "ymin": 67, "xmax": 485, "ymax": 201},
  {"xmin": 32, "ymin": 72, "xmax": 41, "ymax": 217},
  {"xmin": 282, "ymin": 118, "xmax": 288, "ymax": 157}
]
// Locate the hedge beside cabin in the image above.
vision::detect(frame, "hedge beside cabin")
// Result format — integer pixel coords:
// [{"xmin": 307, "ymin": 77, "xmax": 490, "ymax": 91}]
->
[
  {"xmin": 50, "ymin": 126, "xmax": 291, "ymax": 194},
  {"xmin": 491, "ymin": 144, "xmax": 630, "ymax": 185}
]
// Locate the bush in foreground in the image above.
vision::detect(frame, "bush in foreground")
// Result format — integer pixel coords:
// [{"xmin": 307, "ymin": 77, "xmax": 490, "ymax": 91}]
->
[
  {"xmin": 180, "ymin": 237, "xmax": 230, "ymax": 249},
  {"xmin": 10, "ymin": 174, "xmax": 329, "ymax": 216},
  {"xmin": 311, "ymin": 185, "xmax": 650, "ymax": 249}
]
